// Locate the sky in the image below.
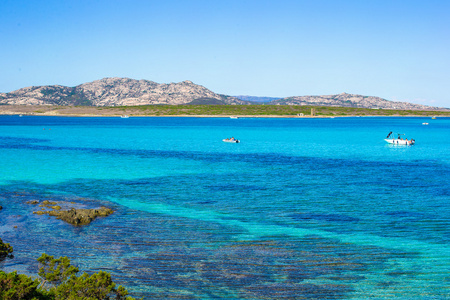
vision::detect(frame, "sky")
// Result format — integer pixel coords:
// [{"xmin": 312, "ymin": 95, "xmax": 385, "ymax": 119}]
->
[{"xmin": 1, "ymin": 0, "xmax": 449, "ymax": 107}]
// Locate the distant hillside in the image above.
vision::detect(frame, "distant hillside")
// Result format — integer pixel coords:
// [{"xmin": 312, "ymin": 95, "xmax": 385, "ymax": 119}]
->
[
  {"xmin": 0, "ymin": 78, "xmax": 248, "ymax": 106},
  {"xmin": 0, "ymin": 78, "xmax": 446, "ymax": 110},
  {"xmin": 271, "ymin": 93, "xmax": 445, "ymax": 111},
  {"xmin": 235, "ymin": 95, "xmax": 282, "ymax": 103}
]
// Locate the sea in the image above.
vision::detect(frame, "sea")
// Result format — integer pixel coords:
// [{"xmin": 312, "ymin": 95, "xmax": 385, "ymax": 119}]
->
[{"xmin": 0, "ymin": 115, "xmax": 448, "ymax": 299}]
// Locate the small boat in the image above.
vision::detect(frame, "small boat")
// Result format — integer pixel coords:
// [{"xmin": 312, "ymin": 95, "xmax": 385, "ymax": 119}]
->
[
  {"xmin": 431, "ymin": 116, "xmax": 436, "ymax": 119},
  {"xmin": 120, "ymin": 115, "xmax": 129, "ymax": 118},
  {"xmin": 422, "ymin": 122, "xmax": 429, "ymax": 125},
  {"xmin": 385, "ymin": 138, "xmax": 415, "ymax": 145},
  {"xmin": 223, "ymin": 138, "xmax": 240, "ymax": 143},
  {"xmin": 385, "ymin": 132, "xmax": 415, "ymax": 145},
  {"xmin": 230, "ymin": 116, "xmax": 239, "ymax": 119}
]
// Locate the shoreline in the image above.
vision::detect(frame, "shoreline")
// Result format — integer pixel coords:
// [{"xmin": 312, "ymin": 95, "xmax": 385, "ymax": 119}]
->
[
  {"xmin": 1, "ymin": 112, "xmax": 444, "ymax": 118},
  {"xmin": 1, "ymin": 112, "xmax": 447, "ymax": 119},
  {"xmin": 0, "ymin": 104, "xmax": 448, "ymax": 118}
]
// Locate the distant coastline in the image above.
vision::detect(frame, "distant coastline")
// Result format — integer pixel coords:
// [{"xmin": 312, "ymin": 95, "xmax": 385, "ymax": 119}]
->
[{"xmin": 0, "ymin": 104, "xmax": 448, "ymax": 118}]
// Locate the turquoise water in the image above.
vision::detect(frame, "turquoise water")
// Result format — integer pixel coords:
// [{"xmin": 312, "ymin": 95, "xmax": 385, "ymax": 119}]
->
[{"xmin": 0, "ymin": 115, "xmax": 449, "ymax": 299}]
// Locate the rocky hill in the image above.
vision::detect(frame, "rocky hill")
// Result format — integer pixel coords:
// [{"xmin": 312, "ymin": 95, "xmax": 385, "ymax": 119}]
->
[
  {"xmin": 0, "ymin": 77, "xmax": 247, "ymax": 106},
  {"xmin": 0, "ymin": 78, "xmax": 446, "ymax": 110},
  {"xmin": 271, "ymin": 93, "xmax": 444, "ymax": 110}
]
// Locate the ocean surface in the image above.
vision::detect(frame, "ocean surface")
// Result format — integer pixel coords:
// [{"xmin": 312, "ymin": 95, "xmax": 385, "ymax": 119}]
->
[{"xmin": 0, "ymin": 115, "xmax": 448, "ymax": 299}]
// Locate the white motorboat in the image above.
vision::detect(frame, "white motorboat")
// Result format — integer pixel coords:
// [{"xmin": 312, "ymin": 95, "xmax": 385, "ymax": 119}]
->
[
  {"xmin": 223, "ymin": 138, "xmax": 240, "ymax": 143},
  {"xmin": 385, "ymin": 138, "xmax": 415, "ymax": 145},
  {"xmin": 385, "ymin": 132, "xmax": 415, "ymax": 145}
]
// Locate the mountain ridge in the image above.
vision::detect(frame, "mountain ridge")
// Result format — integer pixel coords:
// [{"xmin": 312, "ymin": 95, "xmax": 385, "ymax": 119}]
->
[
  {"xmin": 269, "ymin": 92, "xmax": 447, "ymax": 110},
  {"xmin": 0, "ymin": 77, "xmax": 446, "ymax": 110},
  {"xmin": 0, "ymin": 77, "xmax": 247, "ymax": 106}
]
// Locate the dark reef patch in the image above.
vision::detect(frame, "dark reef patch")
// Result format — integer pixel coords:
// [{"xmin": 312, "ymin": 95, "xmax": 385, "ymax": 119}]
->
[
  {"xmin": 289, "ymin": 212, "xmax": 360, "ymax": 223},
  {"xmin": 113, "ymin": 236, "xmax": 404, "ymax": 299}
]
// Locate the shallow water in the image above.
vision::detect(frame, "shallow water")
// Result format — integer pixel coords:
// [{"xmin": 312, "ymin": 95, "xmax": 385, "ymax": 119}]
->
[{"xmin": 0, "ymin": 115, "xmax": 449, "ymax": 299}]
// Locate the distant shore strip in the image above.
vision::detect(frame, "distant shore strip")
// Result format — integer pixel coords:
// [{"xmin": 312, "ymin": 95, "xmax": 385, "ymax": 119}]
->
[{"xmin": 0, "ymin": 104, "xmax": 448, "ymax": 118}]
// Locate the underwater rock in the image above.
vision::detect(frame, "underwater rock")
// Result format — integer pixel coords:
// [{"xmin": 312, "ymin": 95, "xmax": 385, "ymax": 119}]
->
[
  {"xmin": 26, "ymin": 200, "xmax": 39, "ymax": 204},
  {"xmin": 0, "ymin": 205, "xmax": 2, "ymax": 210},
  {"xmin": 34, "ymin": 207, "xmax": 114, "ymax": 226},
  {"xmin": 39, "ymin": 200, "xmax": 57, "ymax": 207}
]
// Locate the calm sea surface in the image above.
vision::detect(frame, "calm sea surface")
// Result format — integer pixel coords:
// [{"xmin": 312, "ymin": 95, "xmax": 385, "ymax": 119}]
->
[{"xmin": 0, "ymin": 115, "xmax": 449, "ymax": 299}]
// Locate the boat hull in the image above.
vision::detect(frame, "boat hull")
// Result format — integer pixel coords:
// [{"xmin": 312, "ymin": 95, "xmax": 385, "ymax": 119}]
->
[
  {"xmin": 223, "ymin": 139, "xmax": 240, "ymax": 143},
  {"xmin": 385, "ymin": 139, "xmax": 414, "ymax": 145}
]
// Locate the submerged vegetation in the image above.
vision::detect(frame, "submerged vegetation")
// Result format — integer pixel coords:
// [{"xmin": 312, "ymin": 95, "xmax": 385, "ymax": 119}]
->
[{"xmin": 0, "ymin": 104, "xmax": 449, "ymax": 117}]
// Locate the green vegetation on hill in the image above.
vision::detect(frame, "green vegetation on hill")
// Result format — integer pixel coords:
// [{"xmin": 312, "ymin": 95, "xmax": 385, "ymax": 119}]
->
[
  {"xmin": 1, "ymin": 104, "xmax": 449, "ymax": 117},
  {"xmin": 113, "ymin": 104, "xmax": 450, "ymax": 117},
  {"xmin": 0, "ymin": 238, "xmax": 13, "ymax": 259}
]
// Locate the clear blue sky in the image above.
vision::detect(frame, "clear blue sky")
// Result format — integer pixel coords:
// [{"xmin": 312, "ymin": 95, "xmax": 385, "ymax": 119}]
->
[{"xmin": 1, "ymin": 0, "xmax": 449, "ymax": 107}]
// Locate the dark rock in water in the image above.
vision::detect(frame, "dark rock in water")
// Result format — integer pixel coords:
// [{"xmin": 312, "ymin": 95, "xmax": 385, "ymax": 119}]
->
[
  {"xmin": 34, "ymin": 207, "xmax": 114, "ymax": 226},
  {"xmin": 29, "ymin": 197, "xmax": 114, "ymax": 225},
  {"xmin": 0, "ymin": 205, "xmax": 2, "ymax": 210},
  {"xmin": 39, "ymin": 200, "xmax": 57, "ymax": 206}
]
